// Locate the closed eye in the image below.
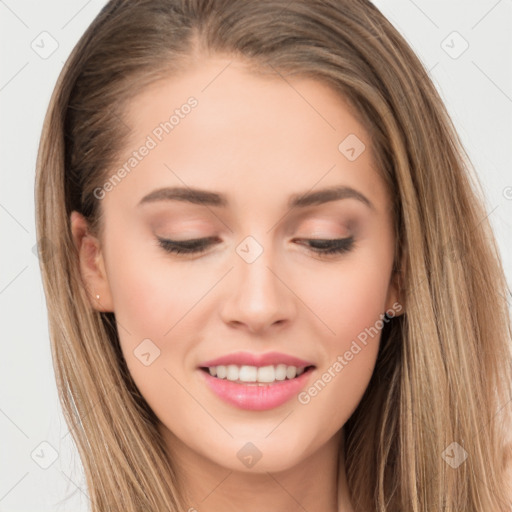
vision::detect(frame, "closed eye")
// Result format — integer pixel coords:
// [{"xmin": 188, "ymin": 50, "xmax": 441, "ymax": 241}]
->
[
  {"xmin": 156, "ymin": 235, "xmax": 355, "ymax": 257},
  {"xmin": 297, "ymin": 236, "xmax": 355, "ymax": 255},
  {"xmin": 156, "ymin": 236, "xmax": 218, "ymax": 255}
]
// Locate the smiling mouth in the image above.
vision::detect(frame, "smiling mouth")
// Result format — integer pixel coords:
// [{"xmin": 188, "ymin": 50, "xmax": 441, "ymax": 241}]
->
[{"xmin": 199, "ymin": 364, "xmax": 316, "ymax": 385}]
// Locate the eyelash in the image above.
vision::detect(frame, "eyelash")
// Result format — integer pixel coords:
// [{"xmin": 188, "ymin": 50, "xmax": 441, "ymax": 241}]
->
[{"xmin": 156, "ymin": 236, "xmax": 355, "ymax": 257}]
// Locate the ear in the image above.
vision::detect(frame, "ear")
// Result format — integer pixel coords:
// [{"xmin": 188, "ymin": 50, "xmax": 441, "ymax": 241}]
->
[
  {"xmin": 70, "ymin": 211, "xmax": 114, "ymax": 312},
  {"xmin": 384, "ymin": 266, "xmax": 405, "ymax": 318}
]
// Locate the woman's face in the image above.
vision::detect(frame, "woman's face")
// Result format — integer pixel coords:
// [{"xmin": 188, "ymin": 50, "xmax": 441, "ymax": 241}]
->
[{"xmin": 73, "ymin": 56, "xmax": 400, "ymax": 473}]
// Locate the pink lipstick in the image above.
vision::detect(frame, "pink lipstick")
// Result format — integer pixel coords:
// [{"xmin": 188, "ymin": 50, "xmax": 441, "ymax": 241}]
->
[{"xmin": 197, "ymin": 351, "xmax": 316, "ymax": 410}]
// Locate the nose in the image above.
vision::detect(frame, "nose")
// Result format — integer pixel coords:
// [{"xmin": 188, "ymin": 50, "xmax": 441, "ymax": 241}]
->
[{"xmin": 219, "ymin": 238, "xmax": 296, "ymax": 335}]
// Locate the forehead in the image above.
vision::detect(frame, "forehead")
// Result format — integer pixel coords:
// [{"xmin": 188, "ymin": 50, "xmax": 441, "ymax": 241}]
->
[{"xmin": 108, "ymin": 56, "xmax": 388, "ymax": 211}]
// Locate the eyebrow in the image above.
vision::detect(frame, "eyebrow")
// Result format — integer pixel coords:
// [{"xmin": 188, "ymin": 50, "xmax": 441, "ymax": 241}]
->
[{"xmin": 138, "ymin": 185, "xmax": 375, "ymax": 210}]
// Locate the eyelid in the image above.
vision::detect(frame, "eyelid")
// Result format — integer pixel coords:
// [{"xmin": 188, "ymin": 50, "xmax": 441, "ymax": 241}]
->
[
  {"xmin": 156, "ymin": 235, "xmax": 355, "ymax": 257},
  {"xmin": 156, "ymin": 236, "xmax": 218, "ymax": 255}
]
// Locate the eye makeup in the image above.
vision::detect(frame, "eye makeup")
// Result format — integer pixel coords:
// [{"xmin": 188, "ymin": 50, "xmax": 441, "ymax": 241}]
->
[{"xmin": 156, "ymin": 235, "xmax": 356, "ymax": 257}]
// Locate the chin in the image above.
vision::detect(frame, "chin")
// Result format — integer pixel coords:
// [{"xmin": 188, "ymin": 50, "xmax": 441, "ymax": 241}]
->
[{"xmin": 207, "ymin": 433, "xmax": 317, "ymax": 474}]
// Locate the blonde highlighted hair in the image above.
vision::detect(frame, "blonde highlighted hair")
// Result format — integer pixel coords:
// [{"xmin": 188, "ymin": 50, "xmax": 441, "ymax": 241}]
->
[{"xmin": 35, "ymin": 1, "xmax": 512, "ymax": 510}]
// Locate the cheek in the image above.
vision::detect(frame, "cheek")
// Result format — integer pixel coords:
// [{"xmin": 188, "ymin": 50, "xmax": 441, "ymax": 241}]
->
[
  {"xmin": 295, "ymin": 250, "xmax": 393, "ymax": 420},
  {"xmin": 301, "ymin": 214, "xmax": 395, "ymax": 342},
  {"xmin": 102, "ymin": 228, "xmax": 237, "ymax": 426},
  {"xmin": 306, "ymin": 254, "xmax": 392, "ymax": 346},
  {"xmin": 103, "ymin": 226, "xmax": 199, "ymax": 337},
  {"xmin": 108, "ymin": 262, "xmax": 171, "ymax": 337},
  {"xmin": 105, "ymin": 251, "xmax": 201, "ymax": 420}
]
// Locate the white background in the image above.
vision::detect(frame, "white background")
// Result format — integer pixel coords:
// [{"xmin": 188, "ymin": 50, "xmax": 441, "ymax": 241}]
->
[{"xmin": 1, "ymin": 1, "xmax": 511, "ymax": 510}]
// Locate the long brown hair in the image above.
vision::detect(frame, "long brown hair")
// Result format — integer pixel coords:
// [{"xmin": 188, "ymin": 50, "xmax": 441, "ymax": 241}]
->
[{"xmin": 35, "ymin": 1, "xmax": 512, "ymax": 510}]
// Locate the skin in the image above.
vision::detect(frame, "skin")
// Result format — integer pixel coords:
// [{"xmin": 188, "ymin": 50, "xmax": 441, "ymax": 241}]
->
[{"xmin": 71, "ymin": 56, "xmax": 402, "ymax": 512}]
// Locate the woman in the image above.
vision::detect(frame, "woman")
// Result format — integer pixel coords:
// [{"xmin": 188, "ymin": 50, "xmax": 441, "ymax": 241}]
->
[{"xmin": 35, "ymin": 0, "xmax": 512, "ymax": 510}]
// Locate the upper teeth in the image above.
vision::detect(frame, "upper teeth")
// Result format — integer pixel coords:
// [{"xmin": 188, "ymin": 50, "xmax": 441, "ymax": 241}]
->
[{"xmin": 208, "ymin": 364, "xmax": 306, "ymax": 383}]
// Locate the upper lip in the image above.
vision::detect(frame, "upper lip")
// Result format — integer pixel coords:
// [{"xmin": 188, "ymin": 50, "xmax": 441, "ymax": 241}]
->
[{"xmin": 199, "ymin": 351, "xmax": 315, "ymax": 368}]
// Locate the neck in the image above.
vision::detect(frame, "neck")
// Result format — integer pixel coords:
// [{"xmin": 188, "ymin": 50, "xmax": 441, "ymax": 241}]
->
[{"xmin": 159, "ymin": 425, "xmax": 355, "ymax": 512}]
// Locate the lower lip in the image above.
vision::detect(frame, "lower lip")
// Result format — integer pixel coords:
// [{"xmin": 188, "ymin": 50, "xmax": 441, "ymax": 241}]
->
[{"xmin": 198, "ymin": 368, "xmax": 315, "ymax": 411}]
